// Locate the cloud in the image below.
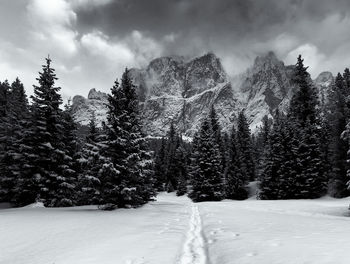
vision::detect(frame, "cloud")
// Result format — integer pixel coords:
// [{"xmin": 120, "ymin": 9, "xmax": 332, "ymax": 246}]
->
[
  {"xmin": 1, "ymin": 0, "xmax": 350, "ymax": 100},
  {"xmin": 285, "ymin": 44, "xmax": 326, "ymax": 76},
  {"xmin": 26, "ymin": 0, "xmax": 79, "ymax": 56}
]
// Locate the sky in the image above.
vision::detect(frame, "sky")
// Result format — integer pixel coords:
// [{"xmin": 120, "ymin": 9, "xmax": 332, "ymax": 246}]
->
[{"xmin": 1, "ymin": 0, "xmax": 350, "ymax": 101}]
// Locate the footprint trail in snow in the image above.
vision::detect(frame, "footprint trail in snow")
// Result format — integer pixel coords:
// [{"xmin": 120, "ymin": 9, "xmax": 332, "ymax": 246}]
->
[{"xmin": 178, "ymin": 204, "xmax": 207, "ymax": 264}]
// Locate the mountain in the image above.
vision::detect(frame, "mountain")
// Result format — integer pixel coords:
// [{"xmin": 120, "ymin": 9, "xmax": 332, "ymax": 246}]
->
[
  {"xmin": 314, "ymin": 71, "xmax": 334, "ymax": 106},
  {"xmin": 71, "ymin": 52, "xmax": 334, "ymax": 136},
  {"xmin": 71, "ymin": 88, "xmax": 108, "ymax": 127},
  {"xmin": 129, "ymin": 53, "xmax": 238, "ymax": 136},
  {"xmin": 237, "ymin": 51, "xmax": 296, "ymax": 129}
]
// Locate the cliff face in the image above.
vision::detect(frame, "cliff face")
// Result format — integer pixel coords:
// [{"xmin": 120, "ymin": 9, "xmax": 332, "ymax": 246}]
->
[
  {"xmin": 72, "ymin": 88, "xmax": 108, "ymax": 127},
  {"xmin": 72, "ymin": 52, "xmax": 334, "ymax": 136},
  {"xmin": 129, "ymin": 53, "xmax": 238, "ymax": 136}
]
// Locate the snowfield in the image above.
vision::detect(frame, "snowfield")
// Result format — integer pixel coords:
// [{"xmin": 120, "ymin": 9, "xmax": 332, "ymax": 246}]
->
[{"xmin": 1, "ymin": 193, "xmax": 350, "ymax": 264}]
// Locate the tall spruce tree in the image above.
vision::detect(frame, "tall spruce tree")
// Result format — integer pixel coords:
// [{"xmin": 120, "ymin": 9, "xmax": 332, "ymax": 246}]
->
[
  {"xmin": 100, "ymin": 69, "xmax": 154, "ymax": 208},
  {"xmin": 225, "ymin": 125, "xmax": 248, "ymax": 200},
  {"xmin": 188, "ymin": 116, "xmax": 224, "ymax": 202},
  {"xmin": 0, "ymin": 79, "xmax": 30, "ymax": 203},
  {"xmin": 289, "ymin": 55, "xmax": 318, "ymax": 126},
  {"xmin": 0, "ymin": 80, "xmax": 12, "ymax": 202},
  {"xmin": 165, "ymin": 122, "xmax": 180, "ymax": 190},
  {"xmin": 259, "ymin": 111, "xmax": 298, "ymax": 199},
  {"xmin": 327, "ymin": 73, "xmax": 349, "ymax": 197},
  {"xmin": 255, "ymin": 115, "xmax": 271, "ymax": 178},
  {"xmin": 209, "ymin": 105, "xmax": 226, "ymax": 172},
  {"xmin": 22, "ymin": 57, "xmax": 75, "ymax": 207},
  {"xmin": 153, "ymin": 137, "xmax": 167, "ymax": 191},
  {"xmin": 175, "ymin": 144, "xmax": 188, "ymax": 196},
  {"xmin": 236, "ymin": 110, "xmax": 255, "ymax": 181},
  {"xmin": 76, "ymin": 111, "xmax": 102, "ymax": 205},
  {"xmin": 57, "ymin": 101, "xmax": 79, "ymax": 205},
  {"xmin": 288, "ymin": 55, "xmax": 327, "ymax": 198}
]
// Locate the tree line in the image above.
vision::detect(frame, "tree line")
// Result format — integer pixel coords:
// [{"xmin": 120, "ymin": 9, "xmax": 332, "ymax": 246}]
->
[
  {"xmin": 0, "ymin": 57, "xmax": 154, "ymax": 209},
  {"xmin": 1, "ymin": 55, "xmax": 350, "ymax": 209},
  {"xmin": 154, "ymin": 55, "xmax": 350, "ymax": 202}
]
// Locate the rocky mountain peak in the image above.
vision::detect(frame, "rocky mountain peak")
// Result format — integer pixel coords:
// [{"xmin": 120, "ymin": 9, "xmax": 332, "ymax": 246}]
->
[
  {"xmin": 72, "ymin": 51, "xmax": 334, "ymax": 136},
  {"xmin": 315, "ymin": 71, "xmax": 334, "ymax": 86},
  {"xmin": 183, "ymin": 53, "xmax": 227, "ymax": 98},
  {"xmin": 88, "ymin": 88, "xmax": 108, "ymax": 100},
  {"xmin": 147, "ymin": 56, "xmax": 184, "ymax": 74},
  {"xmin": 314, "ymin": 71, "xmax": 334, "ymax": 105},
  {"xmin": 252, "ymin": 51, "xmax": 283, "ymax": 73}
]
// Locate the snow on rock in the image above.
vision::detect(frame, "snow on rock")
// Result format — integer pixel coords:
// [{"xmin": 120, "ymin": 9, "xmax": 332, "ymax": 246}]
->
[
  {"xmin": 314, "ymin": 71, "xmax": 334, "ymax": 105},
  {"xmin": 238, "ymin": 51, "xmax": 295, "ymax": 132},
  {"xmin": 72, "ymin": 52, "xmax": 334, "ymax": 136},
  {"xmin": 72, "ymin": 88, "xmax": 108, "ymax": 127},
  {"xmin": 130, "ymin": 53, "xmax": 238, "ymax": 136}
]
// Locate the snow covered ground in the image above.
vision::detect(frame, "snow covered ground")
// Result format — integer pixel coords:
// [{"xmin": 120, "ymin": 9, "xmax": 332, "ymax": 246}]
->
[{"xmin": 1, "ymin": 193, "xmax": 350, "ymax": 264}]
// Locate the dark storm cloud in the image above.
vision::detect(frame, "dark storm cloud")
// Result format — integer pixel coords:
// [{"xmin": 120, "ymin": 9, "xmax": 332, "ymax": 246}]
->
[
  {"xmin": 73, "ymin": 0, "xmax": 350, "ymax": 76},
  {"xmin": 75, "ymin": 0, "xmax": 350, "ymax": 41},
  {"xmin": 1, "ymin": 0, "xmax": 350, "ymax": 99}
]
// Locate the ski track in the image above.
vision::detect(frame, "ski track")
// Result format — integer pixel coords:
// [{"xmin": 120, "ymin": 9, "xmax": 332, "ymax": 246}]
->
[{"xmin": 178, "ymin": 204, "xmax": 207, "ymax": 264}]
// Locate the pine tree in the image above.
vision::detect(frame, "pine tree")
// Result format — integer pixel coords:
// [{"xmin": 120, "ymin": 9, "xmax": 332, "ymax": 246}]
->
[
  {"xmin": 259, "ymin": 112, "xmax": 284, "ymax": 199},
  {"xmin": 225, "ymin": 125, "xmax": 248, "ymax": 200},
  {"xmin": 255, "ymin": 115, "xmax": 271, "ymax": 178},
  {"xmin": 327, "ymin": 73, "xmax": 349, "ymax": 197},
  {"xmin": 209, "ymin": 105, "xmax": 226, "ymax": 172},
  {"xmin": 153, "ymin": 137, "xmax": 167, "ymax": 191},
  {"xmin": 0, "ymin": 80, "xmax": 16, "ymax": 202},
  {"xmin": 100, "ymin": 69, "xmax": 154, "ymax": 208},
  {"xmin": 343, "ymin": 68, "xmax": 350, "ymax": 90},
  {"xmin": 259, "ymin": 111, "xmax": 299, "ymax": 199},
  {"xmin": 236, "ymin": 110, "xmax": 255, "ymax": 181},
  {"xmin": 165, "ymin": 123, "xmax": 180, "ymax": 190},
  {"xmin": 188, "ymin": 116, "xmax": 224, "ymax": 202},
  {"xmin": 288, "ymin": 55, "xmax": 327, "ymax": 198},
  {"xmin": 175, "ymin": 145, "xmax": 188, "ymax": 196},
  {"xmin": 17, "ymin": 57, "xmax": 74, "ymax": 207},
  {"xmin": 76, "ymin": 111, "xmax": 102, "ymax": 205},
  {"xmin": 289, "ymin": 55, "xmax": 318, "ymax": 126},
  {"xmin": 57, "ymin": 101, "xmax": 79, "ymax": 206}
]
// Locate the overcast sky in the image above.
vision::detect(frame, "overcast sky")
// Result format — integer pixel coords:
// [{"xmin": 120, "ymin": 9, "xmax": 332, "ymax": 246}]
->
[{"xmin": 1, "ymin": 0, "xmax": 350, "ymax": 101}]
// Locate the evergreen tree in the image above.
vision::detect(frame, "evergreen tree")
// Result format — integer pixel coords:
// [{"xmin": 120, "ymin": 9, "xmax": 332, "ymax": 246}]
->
[
  {"xmin": 188, "ymin": 116, "xmax": 224, "ymax": 202},
  {"xmin": 289, "ymin": 55, "xmax": 318, "ymax": 126},
  {"xmin": 225, "ymin": 125, "xmax": 248, "ymax": 200},
  {"xmin": 343, "ymin": 68, "xmax": 350, "ymax": 90},
  {"xmin": 0, "ymin": 80, "xmax": 24, "ymax": 202},
  {"xmin": 175, "ymin": 145, "xmax": 188, "ymax": 196},
  {"xmin": 58, "ymin": 101, "xmax": 79, "ymax": 205},
  {"xmin": 327, "ymin": 73, "xmax": 349, "ymax": 197},
  {"xmin": 255, "ymin": 115, "xmax": 271, "ymax": 178},
  {"xmin": 16, "ymin": 57, "xmax": 74, "ymax": 207},
  {"xmin": 100, "ymin": 69, "xmax": 154, "ymax": 208},
  {"xmin": 259, "ymin": 111, "xmax": 298, "ymax": 199},
  {"xmin": 165, "ymin": 123, "xmax": 180, "ymax": 190},
  {"xmin": 236, "ymin": 110, "xmax": 255, "ymax": 181},
  {"xmin": 153, "ymin": 137, "xmax": 167, "ymax": 191},
  {"xmin": 288, "ymin": 55, "xmax": 327, "ymax": 198},
  {"xmin": 209, "ymin": 105, "xmax": 226, "ymax": 172},
  {"xmin": 76, "ymin": 111, "xmax": 102, "ymax": 205}
]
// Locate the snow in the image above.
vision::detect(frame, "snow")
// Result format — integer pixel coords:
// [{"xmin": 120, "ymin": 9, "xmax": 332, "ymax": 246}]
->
[
  {"xmin": 199, "ymin": 196, "xmax": 350, "ymax": 264},
  {"xmin": 1, "ymin": 192, "xmax": 350, "ymax": 264},
  {"xmin": 0, "ymin": 193, "xmax": 191, "ymax": 264},
  {"xmin": 179, "ymin": 204, "xmax": 206, "ymax": 264}
]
